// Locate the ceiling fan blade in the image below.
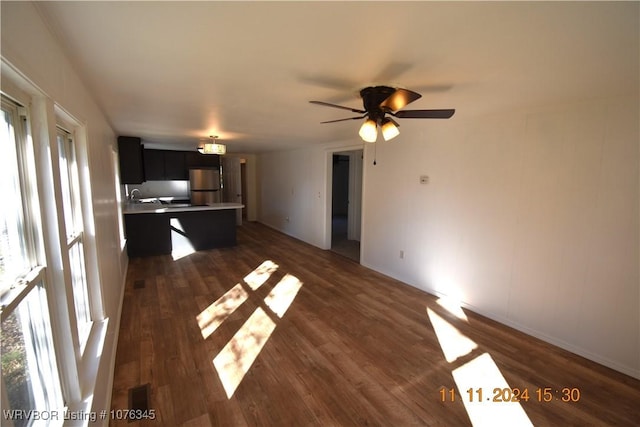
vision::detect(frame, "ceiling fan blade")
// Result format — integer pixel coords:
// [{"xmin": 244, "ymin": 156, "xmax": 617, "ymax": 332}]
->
[
  {"xmin": 299, "ymin": 73, "xmax": 357, "ymax": 91},
  {"xmin": 320, "ymin": 116, "xmax": 365, "ymax": 124},
  {"xmin": 309, "ymin": 101, "xmax": 366, "ymax": 114},
  {"xmin": 392, "ymin": 109, "xmax": 455, "ymax": 119},
  {"xmin": 379, "ymin": 88, "xmax": 422, "ymax": 111},
  {"xmin": 372, "ymin": 62, "xmax": 414, "ymax": 84},
  {"xmin": 410, "ymin": 83, "xmax": 453, "ymax": 93}
]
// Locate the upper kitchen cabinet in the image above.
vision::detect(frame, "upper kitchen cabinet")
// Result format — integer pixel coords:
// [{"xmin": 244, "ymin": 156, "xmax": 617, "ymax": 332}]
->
[
  {"xmin": 118, "ymin": 136, "xmax": 145, "ymax": 184},
  {"xmin": 164, "ymin": 150, "xmax": 187, "ymax": 179},
  {"xmin": 143, "ymin": 149, "xmax": 188, "ymax": 181},
  {"xmin": 186, "ymin": 152, "xmax": 220, "ymax": 169},
  {"xmin": 143, "ymin": 149, "xmax": 165, "ymax": 180},
  {"xmin": 124, "ymin": 146, "xmax": 220, "ymax": 182}
]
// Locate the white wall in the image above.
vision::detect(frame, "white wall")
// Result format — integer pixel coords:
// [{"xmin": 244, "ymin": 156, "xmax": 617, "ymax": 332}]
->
[
  {"xmin": 259, "ymin": 146, "xmax": 326, "ymax": 246},
  {"xmin": 258, "ymin": 96, "xmax": 639, "ymax": 379},
  {"xmin": 2, "ymin": 0, "xmax": 125, "ymax": 418},
  {"xmin": 258, "ymin": 141, "xmax": 363, "ymax": 249},
  {"xmin": 364, "ymin": 96, "xmax": 639, "ymax": 378}
]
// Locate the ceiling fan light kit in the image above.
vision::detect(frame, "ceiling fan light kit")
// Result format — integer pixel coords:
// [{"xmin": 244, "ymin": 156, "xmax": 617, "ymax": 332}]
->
[
  {"xmin": 198, "ymin": 135, "xmax": 226, "ymax": 155},
  {"xmin": 310, "ymin": 85, "xmax": 455, "ymax": 144},
  {"xmin": 359, "ymin": 118, "xmax": 378, "ymax": 142},
  {"xmin": 380, "ymin": 118, "xmax": 400, "ymax": 141}
]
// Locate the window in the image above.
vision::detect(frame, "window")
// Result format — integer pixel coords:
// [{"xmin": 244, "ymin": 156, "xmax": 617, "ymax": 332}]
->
[
  {"xmin": 1, "ymin": 96, "xmax": 65, "ymax": 425},
  {"xmin": 0, "ymin": 104, "xmax": 29, "ymax": 295},
  {"xmin": 57, "ymin": 128, "xmax": 92, "ymax": 351}
]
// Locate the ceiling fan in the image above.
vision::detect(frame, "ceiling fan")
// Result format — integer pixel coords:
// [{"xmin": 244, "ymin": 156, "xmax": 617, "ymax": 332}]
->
[{"xmin": 310, "ymin": 86, "xmax": 455, "ymax": 143}]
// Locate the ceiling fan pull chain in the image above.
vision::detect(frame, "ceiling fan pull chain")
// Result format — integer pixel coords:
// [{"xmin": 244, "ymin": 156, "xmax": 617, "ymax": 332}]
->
[{"xmin": 373, "ymin": 142, "xmax": 377, "ymax": 166}]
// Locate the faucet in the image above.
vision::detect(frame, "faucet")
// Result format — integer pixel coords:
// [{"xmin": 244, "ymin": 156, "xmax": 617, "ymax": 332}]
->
[{"xmin": 129, "ymin": 188, "xmax": 141, "ymax": 202}]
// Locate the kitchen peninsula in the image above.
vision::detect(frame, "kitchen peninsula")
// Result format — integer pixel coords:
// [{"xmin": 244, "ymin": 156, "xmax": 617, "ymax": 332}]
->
[{"xmin": 123, "ymin": 202, "xmax": 244, "ymax": 257}]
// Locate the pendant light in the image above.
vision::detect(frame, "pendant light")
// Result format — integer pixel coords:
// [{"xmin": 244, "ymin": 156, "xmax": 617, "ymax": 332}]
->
[{"xmin": 198, "ymin": 135, "xmax": 226, "ymax": 155}]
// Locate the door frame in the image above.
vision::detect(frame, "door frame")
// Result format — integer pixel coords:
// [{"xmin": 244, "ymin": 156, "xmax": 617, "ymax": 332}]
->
[
  {"xmin": 323, "ymin": 145, "xmax": 364, "ymax": 261},
  {"xmin": 221, "ymin": 156, "xmax": 242, "ymax": 225}
]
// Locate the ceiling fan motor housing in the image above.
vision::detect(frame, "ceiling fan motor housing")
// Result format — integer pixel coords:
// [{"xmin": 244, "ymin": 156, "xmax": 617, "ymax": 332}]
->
[{"xmin": 360, "ymin": 86, "xmax": 396, "ymax": 123}]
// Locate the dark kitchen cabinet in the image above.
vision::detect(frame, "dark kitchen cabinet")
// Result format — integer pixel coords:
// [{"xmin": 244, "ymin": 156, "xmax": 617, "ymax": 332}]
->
[
  {"xmin": 144, "ymin": 149, "xmax": 188, "ymax": 180},
  {"xmin": 119, "ymin": 139, "xmax": 219, "ymax": 183},
  {"xmin": 164, "ymin": 150, "xmax": 187, "ymax": 180},
  {"xmin": 124, "ymin": 213, "xmax": 171, "ymax": 257},
  {"xmin": 124, "ymin": 208, "xmax": 236, "ymax": 257},
  {"xmin": 143, "ymin": 149, "xmax": 165, "ymax": 180},
  {"xmin": 118, "ymin": 136, "xmax": 144, "ymax": 183},
  {"xmin": 186, "ymin": 152, "xmax": 220, "ymax": 169}
]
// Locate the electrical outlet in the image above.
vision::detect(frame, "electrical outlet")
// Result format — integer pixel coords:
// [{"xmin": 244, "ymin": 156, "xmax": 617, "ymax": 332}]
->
[
  {"xmin": 285, "ymin": 216, "xmax": 290, "ymax": 222},
  {"xmin": 420, "ymin": 175, "xmax": 429, "ymax": 184}
]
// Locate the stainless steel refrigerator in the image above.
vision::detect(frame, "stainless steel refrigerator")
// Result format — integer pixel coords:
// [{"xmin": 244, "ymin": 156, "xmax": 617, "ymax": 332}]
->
[{"xmin": 189, "ymin": 168, "xmax": 221, "ymax": 205}]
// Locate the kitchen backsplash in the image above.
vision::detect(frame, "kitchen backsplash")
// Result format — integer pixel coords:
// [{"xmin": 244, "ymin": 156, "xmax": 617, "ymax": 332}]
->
[{"xmin": 126, "ymin": 180, "xmax": 189, "ymax": 198}]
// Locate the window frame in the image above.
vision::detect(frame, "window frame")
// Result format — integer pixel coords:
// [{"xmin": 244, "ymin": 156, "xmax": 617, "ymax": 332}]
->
[
  {"xmin": 55, "ymin": 126, "xmax": 93, "ymax": 353},
  {"xmin": 55, "ymin": 109, "xmax": 104, "ymax": 325},
  {"xmin": 1, "ymin": 95, "xmax": 66, "ymax": 423}
]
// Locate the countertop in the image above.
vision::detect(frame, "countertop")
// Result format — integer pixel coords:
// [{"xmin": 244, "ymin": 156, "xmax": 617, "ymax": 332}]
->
[{"xmin": 123, "ymin": 202, "xmax": 244, "ymax": 215}]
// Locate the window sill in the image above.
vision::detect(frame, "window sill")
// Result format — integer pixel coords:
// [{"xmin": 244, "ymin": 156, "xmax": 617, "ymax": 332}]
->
[{"xmin": 64, "ymin": 318, "xmax": 111, "ymax": 426}]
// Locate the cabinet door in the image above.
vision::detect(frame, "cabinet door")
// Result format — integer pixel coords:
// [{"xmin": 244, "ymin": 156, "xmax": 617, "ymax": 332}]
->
[
  {"xmin": 118, "ymin": 136, "xmax": 144, "ymax": 183},
  {"xmin": 124, "ymin": 213, "xmax": 171, "ymax": 257},
  {"xmin": 164, "ymin": 150, "xmax": 187, "ymax": 180},
  {"xmin": 205, "ymin": 154, "xmax": 221, "ymax": 168},
  {"xmin": 187, "ymin": 152, "xmax": 220, "ymax": 169},
  {"xmin": 144, "ymin": 149, "xmax": 216, "ymax": 181},
  {"xmin": 185, "ymin": 151, "xmax": 201, "ymax": 170},
  {"xmin": 143, "ymin": 149, "xmax": 165, "ymax": 180}
]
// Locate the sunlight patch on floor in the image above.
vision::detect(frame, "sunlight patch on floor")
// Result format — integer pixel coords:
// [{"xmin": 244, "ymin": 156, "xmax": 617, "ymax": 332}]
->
[
  {"xmin": 427, "ymin": 301, "xmax": 533, "ymax": 426},
  {"xmin": 206, "ymin": 260, "xmax": 303, "ymax": 399},
  {"xmin": 213, "ymin": 307, "xmax": 276, "ymax": 398},
  {"xmin": 170, "ymin": 218, "xmax": 196, "ymax": 260},
  {"xmin": 197, "ymin": 283, "xmax": 249, "ymax": 339},
  {"xmin": 427, "ymin": 308, "xmax": 477, "ymax": 363},
  {"xmin": 436, "ymin": 297, "xmax": 468, "ymax": 321},
  {"xmin": 264, "ymin": 274, "xmax": 303, "ymax": 318},
  {"xmin": 452, "ymin": 353, "xmax": 534, "ymax": 427},
  {"xmin": 243, "ymin": 260, "xmax": 279, "ymax": 290}
]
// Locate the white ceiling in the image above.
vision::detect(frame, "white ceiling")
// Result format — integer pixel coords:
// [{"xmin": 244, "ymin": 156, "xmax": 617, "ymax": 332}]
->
[{"xmin": 36, "ymin": 2, "xmax": 638, "ymax": 153}]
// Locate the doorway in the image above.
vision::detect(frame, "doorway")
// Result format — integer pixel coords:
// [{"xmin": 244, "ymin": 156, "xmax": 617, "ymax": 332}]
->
[
  {"xmin": 221, "ymin": 156, "xmax": 243, "ymax": 225},
  {"xmin": 331, "ymin": 150, "xmax": 363, "ymax": 262},
  {"xmin": 240, "ymin": 160, "xmax": 247, "ymax": 220}
]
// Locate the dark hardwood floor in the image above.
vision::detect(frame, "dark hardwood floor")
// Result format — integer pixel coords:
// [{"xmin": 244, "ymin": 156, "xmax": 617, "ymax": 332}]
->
[{"xmin": 111, "ymin": 222, "xmax": 640, "ymax": 426}]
